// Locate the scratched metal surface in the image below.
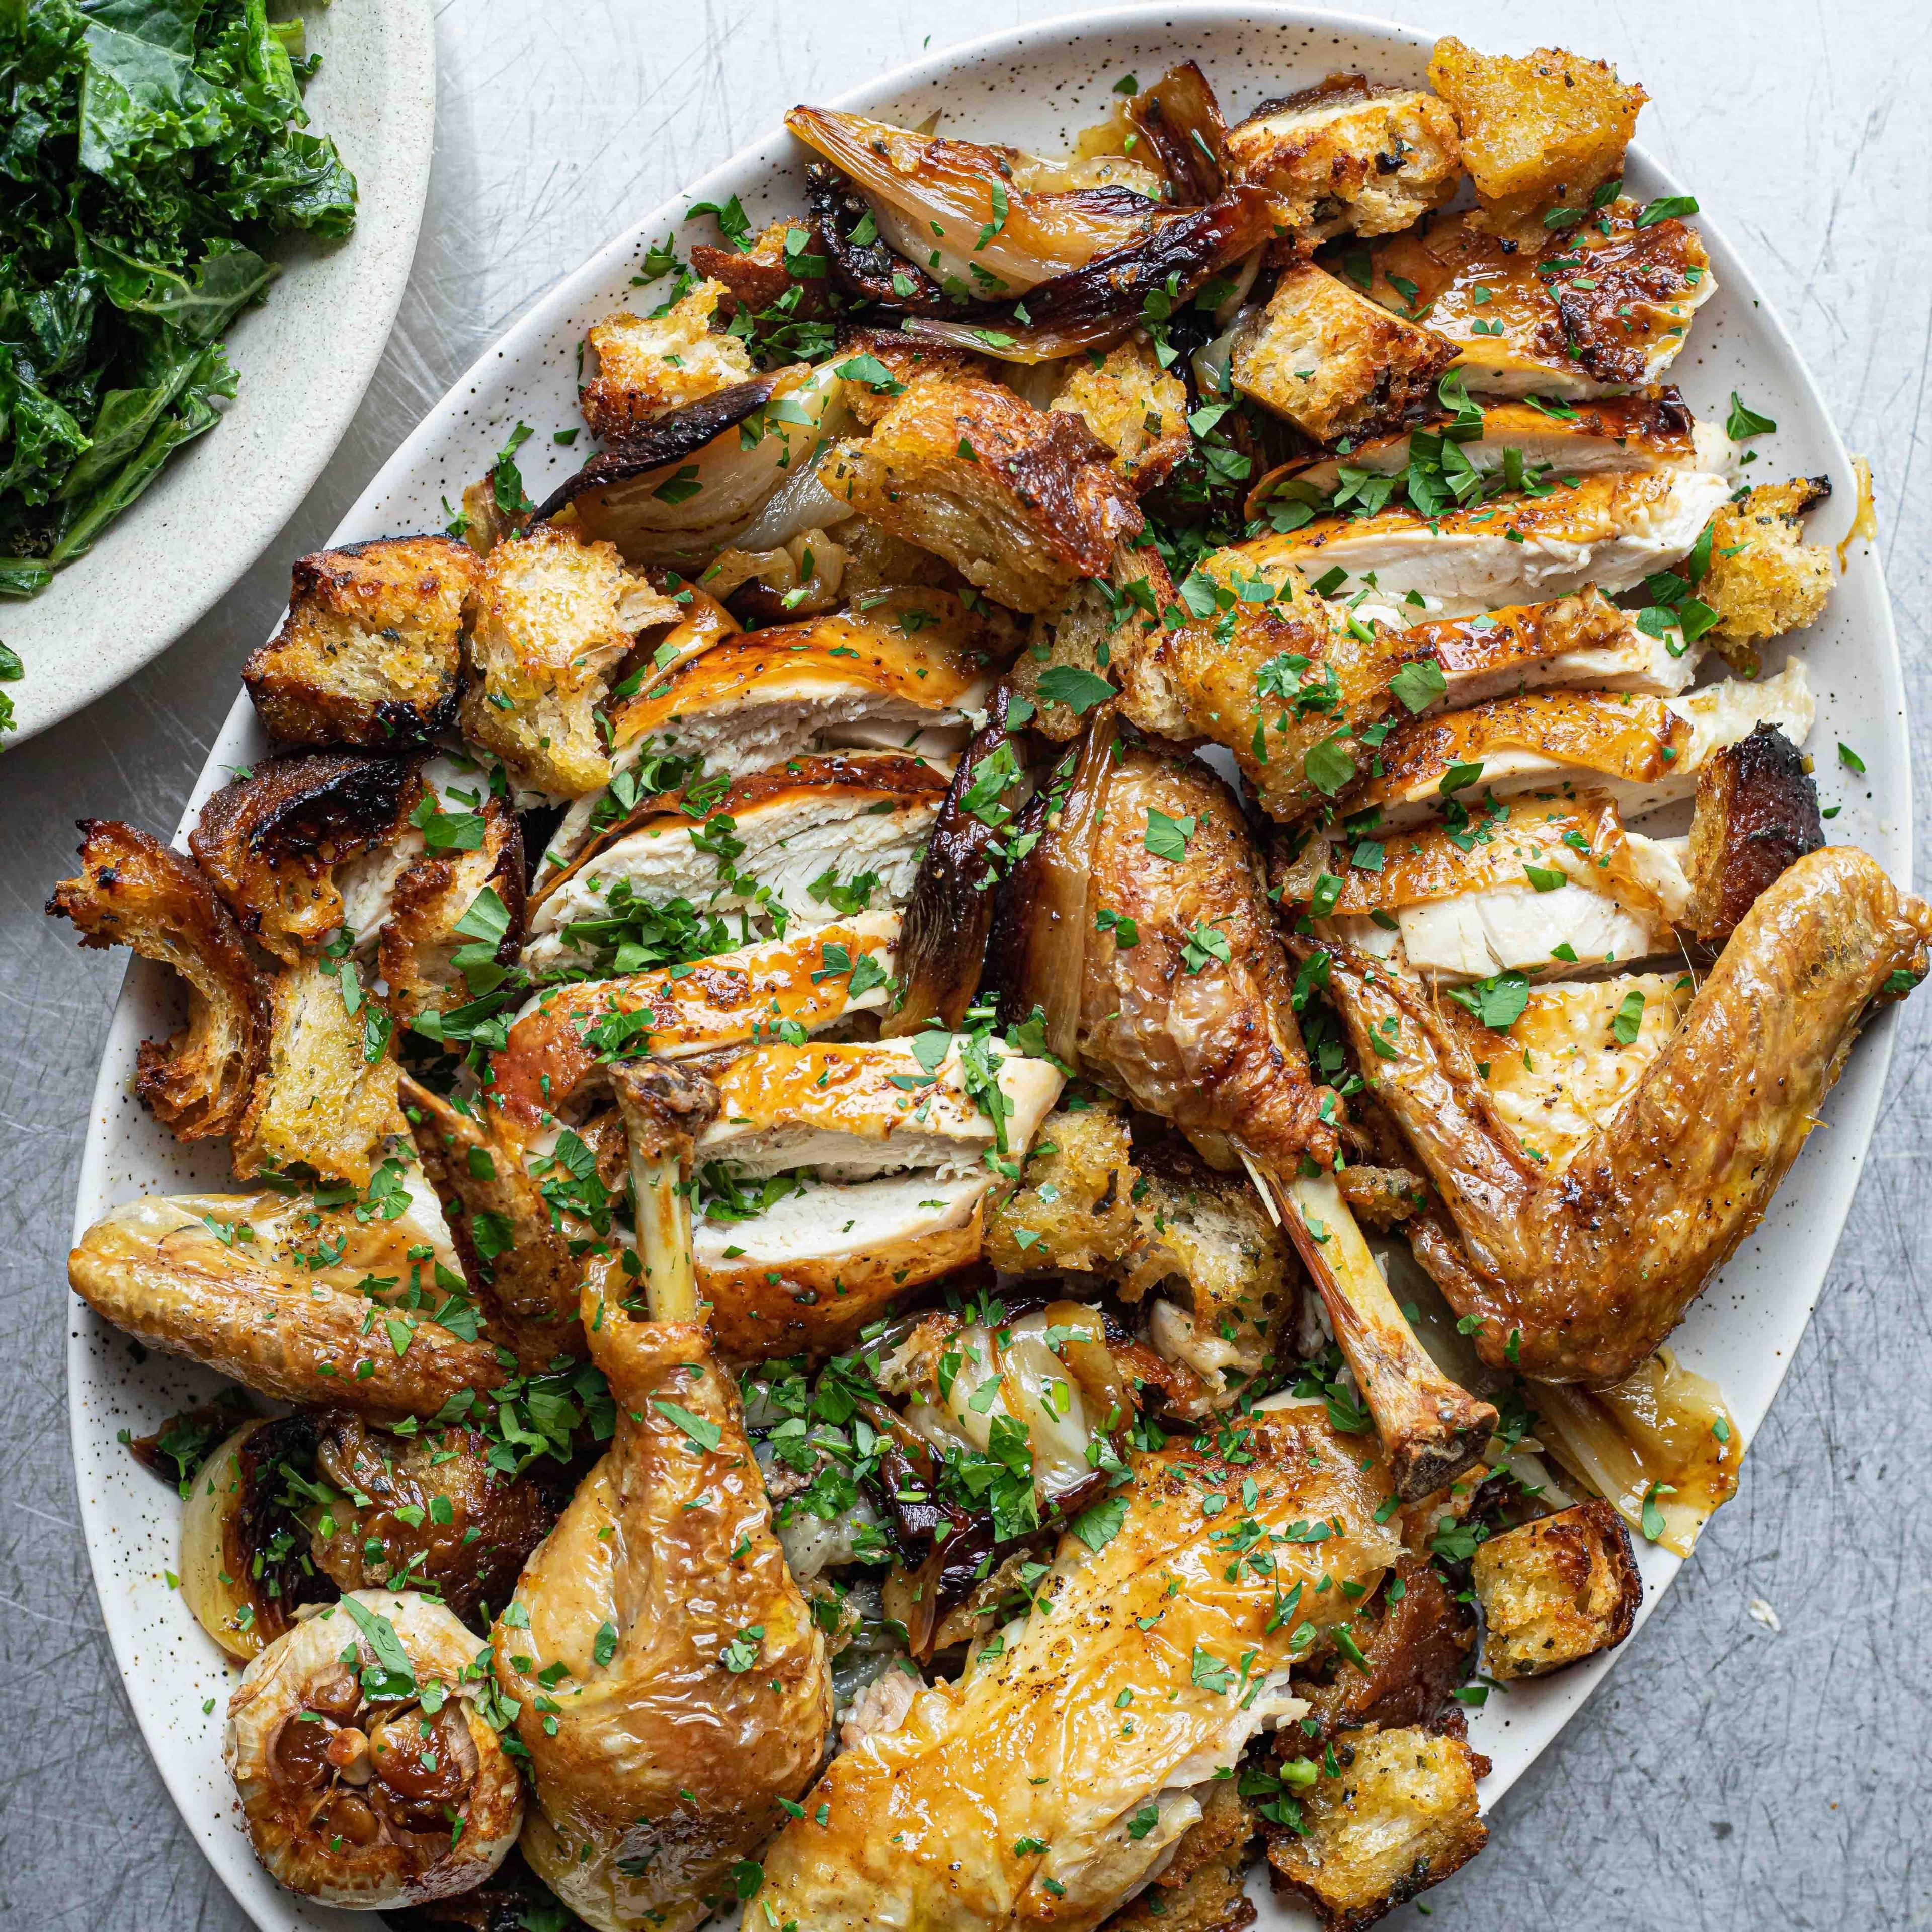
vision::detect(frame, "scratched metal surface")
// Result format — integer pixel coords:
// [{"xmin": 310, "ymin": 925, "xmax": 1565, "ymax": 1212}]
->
[{"xmin": 2, "ymin": 2, "xmax": 1928, "ymax": 1926}]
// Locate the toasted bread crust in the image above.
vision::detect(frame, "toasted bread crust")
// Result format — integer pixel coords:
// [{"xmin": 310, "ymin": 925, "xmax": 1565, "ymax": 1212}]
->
[
  {"xmin": 818, "ymin": 378, "xmax": 1143, "ymax": 613},
  {"xmin": 48, "ymin": 820, "xmax": 268, "ymax": 1142},
  {"xmin": 379, "ymin": 794, "xmax": 526, "ymax": 1022},
  {"xmin": 1471, "ymin": 1498, "xmax": 1642, "ymax": 1679},
  {"xmin": 245, "ymin": 536, "xmax": 479, "ymax": 748},
  {"xmin": 189, "ymin": 752, "xmax": 424, "ymax": 963},
  {"xmin": 1231, "ymin": 263, "xmax": 1456, "ymax": 443},
  {"xmin": 1700, "ymin": 477, "xmax": 1834, "ymax": 670},
  {"xmin": 985, "ymin": 1097, "xmax": 1138, "ymax": 1273},
  {"xmin": 1686, "ymin": 722, "xmax": 1825, "ymax": 946}
]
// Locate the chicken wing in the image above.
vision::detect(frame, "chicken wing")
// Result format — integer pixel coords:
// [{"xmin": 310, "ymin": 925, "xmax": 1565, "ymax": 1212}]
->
[
  {"xmin": 67, "ymin": 1165, "xmax": 498, "ymax": 1421},
  {"xmin": 742, "ymin": 1405, "xmax": 1405, "ymax": 1932},
  {"xmin": 1307, "ymin": 846, "xmax": 1931, "ymax": 1382}
]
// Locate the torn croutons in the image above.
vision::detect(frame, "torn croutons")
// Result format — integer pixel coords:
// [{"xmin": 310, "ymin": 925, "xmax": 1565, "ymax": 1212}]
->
[
  {"xmin": 1697, "ymin": 478, "xmax": 1835, "ymax": 671},
  {"xmin": 1427, "ymin": 39, "xmax": 1645, "ymax": 232},
  {"xmin": 459, "ymin": 526, "xmax": 680, "ymax": 796},
  {"xmin": 1471, "ymin": 1499, "xmax": 1643, "ymax": 1681},
  {"xmin": 1230, "ymin": 264, "xmax": 1455, "ymax": 443},
  {"xmin": 1113, "ymin": 1136, "xmax": 1297, "ymax": 1402},
  {"xmin": 984, "ymin": 1097, "xmax": 1138, "ymax": 1273},
  {"xmin": 690, "ymin": 219, "xmax": 831, "ymax": 325},
  {"xmin": 1267, "ymin": 1726, "xmax": 1488, "ymax": 1930},
  {"xmin": 1050, "ymin": 336, "xmax": 1192, "ymax": 493},
  {"xmin": 1686, "ymin": 722, "xmax": 1824, "ymax": 947},
  {"xmin": 1102, "ymin": 1781, "xmax": 1257, "ymax": 1932},
  {"xmin": 579, "ymin": 279, "xmax": 756, "ymax": 442},
  {"xmin": 243, "ymin": 536, "xmax": 479, "ymax": 748},
  {"xmin": 188, "ymin": 753, "xmax": 424, "ymax": 963},
  {"xmin": 378, "ymin": 794, "xmax": 525, "ymax": 1022},
  {"xmin": 233, "ymin": 954, "xmax": 410, "ymax": 1188},
  {"xmin": 817, "ymin": 378, "xmax": 1142, "ymax": 613},
  {"xmin": 1223, "ymin": 76, "xmax": 1462, "ymax": 240},
  {"xmin": 47, "ymin": 820, "xmax": 268, "ymax": 1143},
  {"xmin": 832, "ymin": 328, "xmax": 992, "ymax": 428}
]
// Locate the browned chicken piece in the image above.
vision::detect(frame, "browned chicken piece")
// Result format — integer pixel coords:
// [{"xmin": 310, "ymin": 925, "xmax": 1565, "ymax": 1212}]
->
[
  {"xmin": 1112, "ymin": 547, "xmax": 1421, "ymax": 823},
  {"xmin": 47, "ymin": 819, "xmax": 267, "ymax": 1143},
  {"xmin": 1470, "ymin": 1499, "xmax": 1642, "ymax": 1680},
  {"xmin": 1697, "ymin": 478, "xmax": 1835, "ymax": 672},
  {"xmin": 1357, "ymin": 200, "xmax": 1712, "ymax": 400},
  {"xmin": 1223, "ymin": 75, "xmax": 1462, "ymax": 240},
  {"xmin": 818, "ymin": 377, "xmax": 1143, "ymax": 613},
  {"xmin": 233, "ymin": 953, "xmax": 409, "ymax": 1187},
  {"xmin": 495, "ymin": 1088, "xmax": 829, "ymax": 1932},
  {"xmin": 243, "ymin": 536, "xmax": 480, "ymax": 748},
  {"xmin": 401, "ymin": 1078, "xmax": 594, "ymax": 1372},
  {"xmin": 189, "ymin": 751, "xmax": 424, "ymax": 962},
  {"xmin": 378, "ymin": 792, "xmax": 525, "ymax": 1022},
  {"xmin": 998, "ymin": 735, "xmax": 1493, "ymax": 1492},
  {"xmin": 1686, "ymin": 723, "xmax": 1824, "ymax": 946},
  {"xmin": 68, "ymin": 1179, "xmax": 498, "ymax": 1421},
  {"xmin": 1427, "ymin": 39, "xmax": 1645, "ymax": 235},
  {"xmin": 1265, "ymin": 1725, "xmax": 1489, "ymax": 1930},
  {"xmin": 1229, "ymin": 263, "xmax": 1456, "ymax": 443},
  {"xmin": 745, "ymin": 1407, "xmax": 1404, "ymax": 1932},
  {"xmin": 1309, "ymin": 846, "xmax": 1932, "ymax": 1383}
]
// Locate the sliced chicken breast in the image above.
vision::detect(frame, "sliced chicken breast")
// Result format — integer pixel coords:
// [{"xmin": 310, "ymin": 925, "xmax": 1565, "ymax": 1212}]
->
[
  {"xmin": 525, "ymin": 752, "xmax": 947, "ymax": 968},
  {"xmin": 547, "ymin": 593, "xmax": 998, "ymax": 870},
  {"xmin": 1409, "ymin": 589, "xmax": 1699, "ymax": 700},
  {"xmin": 697, "ymin": 1040, "xmax": 1064, "ymax": 1181},
  {"xmin": 1358, "ymin": 201, "xmax": 1716, "ymax": 399},
  {"xmin": 1310, "ymin": 793, "xmax": 1690, "ymax": 981},
  {"xmin": 1357, "ymin": 662, "xmax": 1811, "ymax": 828},
  {"xmin": 491, "ymin": 917, "xmax": 902, "ymax": 1130},
  {"xmin": 1245, "ymin": 469, "xmax": 1732, "ymax": 617},
  {"xmin": 1283, "ymin": 393, "xmax": 1702, "ymax": 495},
  {"xmin": 696, "ymin": 1169, "xmax": 988, "ymax": 1362}
]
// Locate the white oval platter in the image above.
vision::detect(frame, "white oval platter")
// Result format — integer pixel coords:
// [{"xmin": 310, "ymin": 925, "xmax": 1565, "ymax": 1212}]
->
[
  {"xmin": 5, "ymin": 0, "xmax": 436, "ymax": 744},
  {"xmin": 66, "ymin": 7, "xmax": 1909, "ymax": 1927}
]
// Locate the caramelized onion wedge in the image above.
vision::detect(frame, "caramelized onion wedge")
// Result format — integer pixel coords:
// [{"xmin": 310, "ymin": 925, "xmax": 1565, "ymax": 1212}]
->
[
  {"xmin": 881, "ymin": 687, "xmax": 1030, "ymax": 1036},
  {"xmin": 225, "ymin": 1591, "xmax": 521, "ymax": 1908},
  {"xmin": 787, "ymin": 107, "xmax": 1165, "ymax": 295},
  {"xmin": 903, "ymin": 185, "xmax": 1278, "ymax": 364},
  {"xmin": 1272, "ymin": 1168, "xmax": 1496, "ymax": 1501},
  {"xmin": 1124, "ymin": 62, "xmax": 1228, "ymax": 203},
  {"xmin": 990, "ymin": 708, "xmax": 1117, "ymax": 1063},
  {"xmin": 536, "ymin": 364, "xmax": 849, "ymax": 567}
]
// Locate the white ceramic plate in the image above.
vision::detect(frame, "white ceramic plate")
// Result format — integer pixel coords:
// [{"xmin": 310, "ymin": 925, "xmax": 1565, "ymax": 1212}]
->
[
  {"xmin": 67, "ymin": 8, "xmax": 1910, "ymax": 1927},
  {"xmin": 4, "ymin": 0, "xmax": 436, "ymax": 744}
]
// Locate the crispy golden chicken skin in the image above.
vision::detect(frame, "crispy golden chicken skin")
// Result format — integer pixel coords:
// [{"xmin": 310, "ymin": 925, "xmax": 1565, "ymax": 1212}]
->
[
  {"xmin": 1074, "ymin": 744, "xmax": 1334, "ymax": 1171},
  {"xmin": 496, "ymin": 1297, "xmax": 830, "ymax": 1932},
  {"xmin": 743, "ymin": 1408, "xmax": 1403, "ymax": 1932},
  {"xmin": 1309, "ymin": 846, "xmax": 1932, "ymax": 1383},
  {"xmin": 68, "ymin": 1182, "xmax": 499, "ymax": 1420},
  {"xmin": 47, "ymin": 819, "xmax": 268, "ymax": 1143}
]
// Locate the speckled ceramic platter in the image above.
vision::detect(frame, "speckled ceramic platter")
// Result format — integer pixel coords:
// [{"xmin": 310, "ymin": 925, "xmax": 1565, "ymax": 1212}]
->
[
  {"xmin": 3, "ymin": 0, "xmax": 436, "ymax": 744},
  {"xmin": 67, "ymin": 8, "xmax": 1909, "ymax": 1927}
]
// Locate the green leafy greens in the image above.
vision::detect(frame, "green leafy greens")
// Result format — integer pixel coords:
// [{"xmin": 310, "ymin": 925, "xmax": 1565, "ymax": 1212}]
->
[{"xmin": 0, "ymin": 0, "xmax": 358, "ymax": 610}]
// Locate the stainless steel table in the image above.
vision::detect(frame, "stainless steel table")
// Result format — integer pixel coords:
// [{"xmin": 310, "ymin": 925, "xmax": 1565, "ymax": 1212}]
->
[{"xmin": 3, "ymin": 3, "xmax": 1927, "ymax": 1925}]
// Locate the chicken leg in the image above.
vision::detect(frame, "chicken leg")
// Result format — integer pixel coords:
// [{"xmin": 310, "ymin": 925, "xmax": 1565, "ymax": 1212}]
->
[
  {"xmin": 492, "ymin": 1063, "xmax": 828, "ymax": 1932},
  {"xmin": 996, "ymin": 730, "xmax": 1495, "ymax": 1495},
  {"xmin": 1305, "ymin": 846, "xmax": 1931, "ymax": 1384}
]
